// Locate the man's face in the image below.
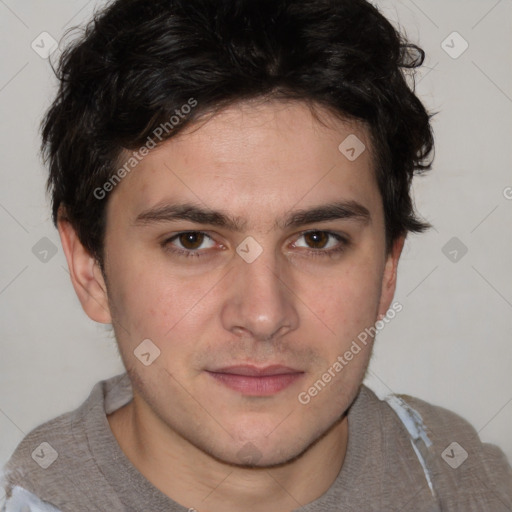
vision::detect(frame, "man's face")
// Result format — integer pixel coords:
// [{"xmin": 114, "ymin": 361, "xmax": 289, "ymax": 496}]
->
[{"xmin": 98, "ymin": 100, "xmax": 400, "ymax": 466}]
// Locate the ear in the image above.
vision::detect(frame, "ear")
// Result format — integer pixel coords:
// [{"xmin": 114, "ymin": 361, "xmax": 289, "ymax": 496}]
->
[
  {"xmin": 377, "ymin": 235, "xmax": 406, "ymax": 320},
  {"xmin": 57, "ymin": 214, "xmax": 112, "ymax": 324}
]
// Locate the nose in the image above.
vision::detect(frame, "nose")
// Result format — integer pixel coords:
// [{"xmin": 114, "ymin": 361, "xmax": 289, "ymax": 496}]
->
[{"xmin": 220, "ymin": 247, "xmax": 300, "ymax": 342}]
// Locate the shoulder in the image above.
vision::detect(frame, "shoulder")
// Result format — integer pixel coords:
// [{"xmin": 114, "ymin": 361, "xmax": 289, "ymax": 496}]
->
[
  {"xmin": 383, "ymin": 389, "xmax": 512, "ymax": 510},
  {"xmin": 1, "ymin": 373, "xmax": 130, "ymax": 510},
  {"xmin": 1, "ymin": 403, "xmax": 88, "ymax": 510},
  {"xmin": 399, "ymin": 391, "xmax": 511, "ymax": 470},
  {"xmin": 2, "ymin": 403, "xmax": 84, "ymax": 487}
]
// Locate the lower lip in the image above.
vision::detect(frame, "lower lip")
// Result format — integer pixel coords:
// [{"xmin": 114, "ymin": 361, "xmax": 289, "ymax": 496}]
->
[{"xmin": 207, "ymin": 372, "xmax": 304, "ymax": 396}]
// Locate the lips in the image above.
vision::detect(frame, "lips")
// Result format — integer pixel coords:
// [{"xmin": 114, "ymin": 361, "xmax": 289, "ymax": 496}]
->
[{"xmin": 206, "ymin": 365, "xmax": 304, "ymax": 396}]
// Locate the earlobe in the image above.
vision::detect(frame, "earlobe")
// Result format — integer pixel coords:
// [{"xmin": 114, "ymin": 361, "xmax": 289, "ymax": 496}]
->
[
  {"xmin": 57, "ymin": 216, "xmax": 112, "ymax": 324},
  {"xmin": 377, "ymin": 235, "xmax": 406, "ymax": 318}
]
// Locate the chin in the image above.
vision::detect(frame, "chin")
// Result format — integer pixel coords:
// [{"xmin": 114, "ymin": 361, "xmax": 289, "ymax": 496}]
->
[
  {"xmin": 204, "ymin": 439, "xmax": 309, "ymax": 469},
  {"xmin": 194, "ymin": 421, "xmax": 319, "ymax": 469}
]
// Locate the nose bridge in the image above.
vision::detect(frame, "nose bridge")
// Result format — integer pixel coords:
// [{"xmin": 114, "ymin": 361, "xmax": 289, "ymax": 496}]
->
[{"xmin": 221, "ymin": 243, "xmax": 299, "ymax": 340}]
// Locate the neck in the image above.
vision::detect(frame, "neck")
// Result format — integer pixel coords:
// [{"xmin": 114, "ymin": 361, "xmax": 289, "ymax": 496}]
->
[{"xmin": 108, "ymin": 395, "xmax": 348, "ymax": 512}]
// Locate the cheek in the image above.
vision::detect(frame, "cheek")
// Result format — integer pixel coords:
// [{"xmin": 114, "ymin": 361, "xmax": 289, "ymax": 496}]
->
[
  {"xmin": 107, "ymin": 254, "xmax": 223, "ymax": 345},
  {"xmin": 306, "ymin": 255, "xmax": 383, "ymax": 340}
]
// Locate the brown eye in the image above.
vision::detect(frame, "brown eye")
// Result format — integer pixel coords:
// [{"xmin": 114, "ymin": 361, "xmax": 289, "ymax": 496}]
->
[
  {"xmin": 303, "ymin": 231, "xmax": 329, "ymax": 249},
  {"xmin": 293, "ymin": 230, "xmax": 349, "ymax": 258},
  {"xmin": 162, "ymin": 231, "xmax": 217, "ymax": 258},
  {"xmin": 178, "ymin": 232, "xmax": 205, "ymax": 250}
]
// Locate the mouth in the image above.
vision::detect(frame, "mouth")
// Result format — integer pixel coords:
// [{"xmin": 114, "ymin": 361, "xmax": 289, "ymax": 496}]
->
[{"xmin": 205, "ymin": 365, "xmax": 305, "ymax": 396}]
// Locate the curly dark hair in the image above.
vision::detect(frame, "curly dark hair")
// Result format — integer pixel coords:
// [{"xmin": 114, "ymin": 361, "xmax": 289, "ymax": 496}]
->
[{"xmin": 42, "ymin": 0, "xmax": 434, "ymax": 266}]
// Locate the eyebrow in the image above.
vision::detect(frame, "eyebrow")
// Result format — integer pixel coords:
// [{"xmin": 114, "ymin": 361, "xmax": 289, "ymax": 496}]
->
[
  {"xmin": 133, "ymin": 200, "xmax": 371, "ymax": 231},
  {"xmin": 283, "ymin": 201, "xmax": 371, "ymax": 228}
]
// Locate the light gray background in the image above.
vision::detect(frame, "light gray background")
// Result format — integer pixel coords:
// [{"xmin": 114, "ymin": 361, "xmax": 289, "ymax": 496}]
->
[{"xmin": 1, "ymin": 0, "xmax": 511, "ymax": 477}]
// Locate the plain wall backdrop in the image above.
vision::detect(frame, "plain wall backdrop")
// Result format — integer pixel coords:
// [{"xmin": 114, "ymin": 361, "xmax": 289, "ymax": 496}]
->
[{"xmin": 1, "ymin": 0, "xmax": 511, "ymax": 478}]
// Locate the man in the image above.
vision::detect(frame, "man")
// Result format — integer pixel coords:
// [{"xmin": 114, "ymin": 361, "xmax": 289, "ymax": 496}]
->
[{"xmin": 2, "ymin": 0, "xmax": 511, "ymax": 510}]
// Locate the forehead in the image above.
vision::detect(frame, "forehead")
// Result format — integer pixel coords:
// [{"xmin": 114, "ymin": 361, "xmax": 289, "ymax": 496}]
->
[{"xmin": 107, "ymin": 100, "xmax": 381, "ymax": 227}]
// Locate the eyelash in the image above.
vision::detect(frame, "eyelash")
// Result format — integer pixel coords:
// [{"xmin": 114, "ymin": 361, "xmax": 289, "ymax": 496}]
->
[{"xmin": 161, "ymin": 231, "xmax": 350, "ymax": 259}]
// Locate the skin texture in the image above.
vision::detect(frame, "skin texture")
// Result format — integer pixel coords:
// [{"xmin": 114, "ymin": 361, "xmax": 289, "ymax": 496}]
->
[{"xmin": 58, "ymin": 99, "xmax": 404, "ymax": 511}]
